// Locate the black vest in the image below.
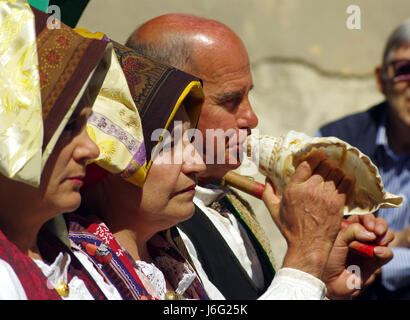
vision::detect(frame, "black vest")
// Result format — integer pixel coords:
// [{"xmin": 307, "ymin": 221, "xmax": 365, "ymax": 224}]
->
[{"xmin": 178, "ymin": 197, "xmax": 275, "ymax": 300}]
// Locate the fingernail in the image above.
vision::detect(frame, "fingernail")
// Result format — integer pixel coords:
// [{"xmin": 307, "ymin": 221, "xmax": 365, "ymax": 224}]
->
[
  {"xmin": 375, "ymin": 224, "xmax": 385, "ymax": 235},
  {"xmin": 363, "ymin": 231, "xmax": 376, "ymax": 239},
  {"xmin": 374, "ymin": 247, "xmax": 385, "ymax": 256}
]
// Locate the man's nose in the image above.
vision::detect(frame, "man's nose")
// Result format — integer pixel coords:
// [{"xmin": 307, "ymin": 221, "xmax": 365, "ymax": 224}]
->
[{"xmin": 236, "ymin": 98, "xmax": 258, "ymax": 130}]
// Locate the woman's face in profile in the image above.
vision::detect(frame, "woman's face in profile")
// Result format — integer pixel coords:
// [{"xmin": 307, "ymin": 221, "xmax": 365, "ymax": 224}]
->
[
  {"xmin": 33, "ymin": 98, "xmax": 100, "ymax": 216},
  {"xmin": 137, "ymin": 105, "xmax": 206, "ymax": 230}
]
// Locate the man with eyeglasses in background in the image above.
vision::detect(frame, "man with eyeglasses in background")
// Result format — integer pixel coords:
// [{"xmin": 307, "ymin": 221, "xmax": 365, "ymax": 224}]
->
[{"xmin": 318, "ymin": 18, "xmax": 410, "ymax": 300}]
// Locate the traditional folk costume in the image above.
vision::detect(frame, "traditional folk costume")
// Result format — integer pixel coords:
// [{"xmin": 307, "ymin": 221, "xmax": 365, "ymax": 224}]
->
[
  {"xmin": 66, "ymin": 41, "xmax": 209, "ymax": 300},
  {"xmin": 0, "ymin": 1, "xmax": 117, "ymax": 299}
]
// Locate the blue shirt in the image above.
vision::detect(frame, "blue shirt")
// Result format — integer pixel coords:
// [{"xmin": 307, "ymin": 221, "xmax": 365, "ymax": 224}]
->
[
  {"xmin": 317, "ymin": 118, "xmax": 410, "ymax": 291},
  {"xmin": 373, "ymin": 115, "xmax": 410, "ymax": 291}
]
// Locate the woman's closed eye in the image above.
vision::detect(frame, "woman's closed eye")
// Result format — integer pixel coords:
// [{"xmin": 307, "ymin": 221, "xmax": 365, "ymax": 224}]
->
[
  {"xmin": 162, "ymin": 138, "xmax": 176, "ymax": 150},
  {"xmin": 64, "ymin": 118, "xmax": 79, "ymax": 132},
  {"xmin": 63, "ymin": 113, "xmax": 87, "ymax": 137}
]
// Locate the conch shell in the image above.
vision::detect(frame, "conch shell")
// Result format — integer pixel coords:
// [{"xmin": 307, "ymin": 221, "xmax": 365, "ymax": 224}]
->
[{"xmin": 247, "ymin": 130, "xmax": 403, "ymax": 215}]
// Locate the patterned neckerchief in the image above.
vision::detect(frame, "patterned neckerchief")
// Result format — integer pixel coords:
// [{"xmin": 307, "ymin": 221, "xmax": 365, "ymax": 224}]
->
[
  {"xmin": 66, "ymin": 214, "xmax": 209, "ymax": 300},
  {"xmin": 66, "ymin": 214, "xmax": 153, "ymax": 300}
]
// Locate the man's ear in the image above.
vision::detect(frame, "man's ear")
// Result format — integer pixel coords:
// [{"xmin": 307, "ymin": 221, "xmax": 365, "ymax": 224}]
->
[{"xmin": 375, "ymin": 66, "xmax": 387, "ymax": 95}]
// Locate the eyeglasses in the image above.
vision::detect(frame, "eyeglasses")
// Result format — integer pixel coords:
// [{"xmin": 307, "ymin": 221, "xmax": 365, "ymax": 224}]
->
[{"xmin": 388, "ymin": 59, "xmax": 410, "ymax": 83}]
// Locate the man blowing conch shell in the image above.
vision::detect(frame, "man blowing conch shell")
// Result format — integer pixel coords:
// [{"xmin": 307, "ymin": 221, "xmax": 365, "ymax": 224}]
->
[{"xmin": 126, "ymin": 14, "xmax": 395, "ymax": 300}]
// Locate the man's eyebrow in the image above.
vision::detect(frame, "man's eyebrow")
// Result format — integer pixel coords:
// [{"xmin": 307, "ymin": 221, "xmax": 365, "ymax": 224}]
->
[{"xmin": 214, "ymin": 85, "xmax": 253, "ymax": 104}]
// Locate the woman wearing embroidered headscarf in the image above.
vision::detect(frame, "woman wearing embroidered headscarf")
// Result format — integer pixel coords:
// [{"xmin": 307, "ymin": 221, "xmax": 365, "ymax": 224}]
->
[
  {"xmin": 65, "ymin": 41, "xmax": 210, "ymax": 300},
  {"xmin": 0, "ymin": 2, "xmax": 116, "ymax": 299}
]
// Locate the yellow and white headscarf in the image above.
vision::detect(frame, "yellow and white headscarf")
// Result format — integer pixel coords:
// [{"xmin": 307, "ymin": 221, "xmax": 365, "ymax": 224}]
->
[
  {"xmin": 0, "ymin": 0, "xmax": 111, "ymax": 187},
  {"xmin": 78, "ymin": 37, "xmax": 204, "ymax": 188}
]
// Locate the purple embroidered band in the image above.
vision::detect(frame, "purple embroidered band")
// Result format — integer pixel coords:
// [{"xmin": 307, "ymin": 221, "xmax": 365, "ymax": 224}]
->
[{"xmin": 88, "ymin": 111, "xmax": 144, "ymax": 156}]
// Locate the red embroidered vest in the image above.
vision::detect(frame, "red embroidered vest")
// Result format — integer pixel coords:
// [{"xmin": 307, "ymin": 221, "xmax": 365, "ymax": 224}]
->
[{"xmin": 0, "ymin": 230, "xmax": 61, "ymax": 300}]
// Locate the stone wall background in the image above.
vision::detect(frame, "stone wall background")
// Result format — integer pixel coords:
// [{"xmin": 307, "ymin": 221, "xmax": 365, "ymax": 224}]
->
[{"xmin": 78, "ymin": 0, "xmax": 410, "ymax": 268}]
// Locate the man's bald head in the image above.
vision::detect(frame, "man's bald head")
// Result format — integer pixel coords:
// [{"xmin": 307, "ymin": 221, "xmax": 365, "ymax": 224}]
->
[
  {"xmin": 127, "ymin": 14, "xmax": 257, "ymax": 182},
  {"xmin": 125, "ymin": 14, "xmax": 247, "ymax": 76}
]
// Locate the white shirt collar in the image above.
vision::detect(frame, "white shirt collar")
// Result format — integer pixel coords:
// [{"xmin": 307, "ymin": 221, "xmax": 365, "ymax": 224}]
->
[{"xmin": 194, "ymin": 184, "xmax": 229, "ymax": 206}]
